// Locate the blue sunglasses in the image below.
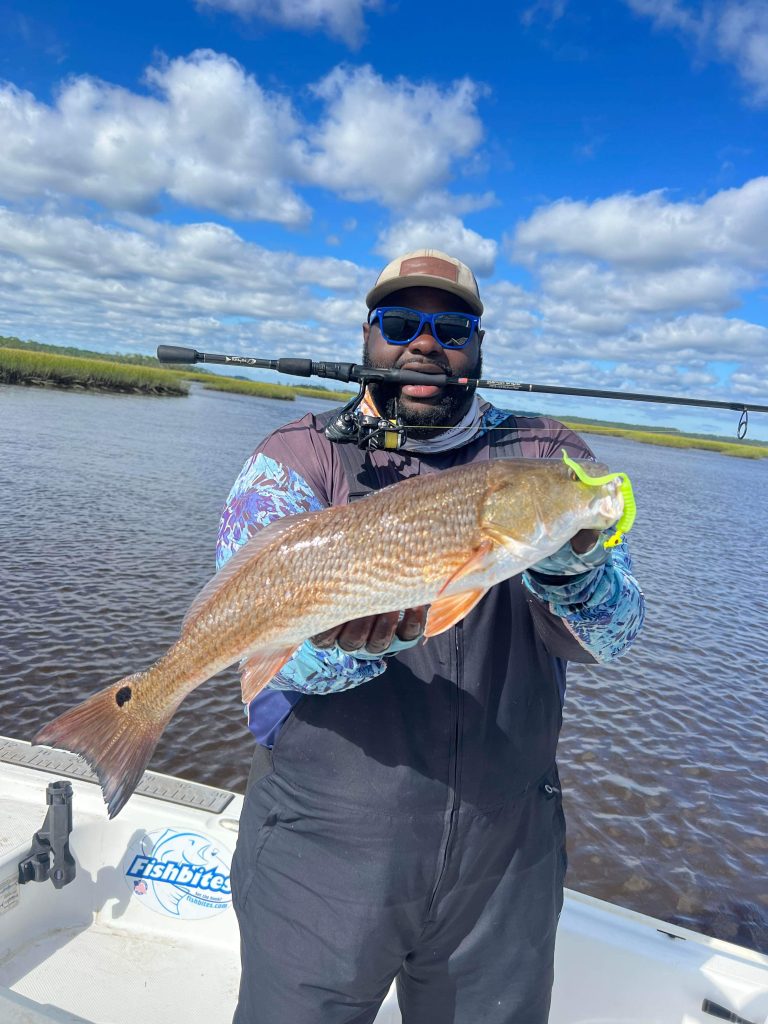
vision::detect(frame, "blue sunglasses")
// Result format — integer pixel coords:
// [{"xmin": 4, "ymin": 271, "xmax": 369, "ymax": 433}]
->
[{"xmin": 368, "ymin": 306, "xmax": 480, "ymax": 349}]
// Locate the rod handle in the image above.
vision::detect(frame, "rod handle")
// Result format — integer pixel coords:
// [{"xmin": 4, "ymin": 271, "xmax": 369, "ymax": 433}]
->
[
  {"xmin": 274, "ymin": 358, "xmax": 315, "ymax": 378},
  {"xmin": 394, "ymin": 370, "xmax": 450, "ymax": 385},
  {"xmin": 157, "ymin": 345, "xmax": 200, "ymax": 364}
]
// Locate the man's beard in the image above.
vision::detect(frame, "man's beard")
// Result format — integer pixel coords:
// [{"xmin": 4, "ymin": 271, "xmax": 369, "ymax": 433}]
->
[{"xmin": 362, "ymin": 341, "xmax": 482, "ymax": 442}]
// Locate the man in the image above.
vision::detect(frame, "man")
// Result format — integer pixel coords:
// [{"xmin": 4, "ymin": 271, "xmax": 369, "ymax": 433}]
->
[{"xmin": 218, "ymin": 249, "xmax": 645, "ymax": 1024}]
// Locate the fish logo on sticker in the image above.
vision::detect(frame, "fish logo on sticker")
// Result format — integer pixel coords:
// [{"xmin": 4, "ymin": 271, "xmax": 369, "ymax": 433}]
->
[{"xmin": 123, "ymin": 828, "xmax": 232, "ymax": 920}]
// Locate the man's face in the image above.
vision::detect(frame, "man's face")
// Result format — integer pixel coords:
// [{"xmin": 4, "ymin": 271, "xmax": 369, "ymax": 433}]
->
[{"xmin": 362, "ymin": 286, "xmax": 483, "ymax": 440}]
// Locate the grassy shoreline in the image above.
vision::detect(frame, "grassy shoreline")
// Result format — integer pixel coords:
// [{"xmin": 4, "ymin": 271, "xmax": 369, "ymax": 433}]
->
[
  {"xmin": 198, "ymin": 374, "xmax": 356, "ymax": 403},
  {"xmin": 559, "ymin": 420, "xmax": 768, "ymax": 459},
  {"xmin": 0, "ymin": 347, "xmax": 188, "ymax": 395},
  {"xmin": 0, "ymin": 342, "xmax": 354, "ymax": 403},
  {"xmin": 2, "ymin": 337, "xmax": 766, "ymax": 458}
]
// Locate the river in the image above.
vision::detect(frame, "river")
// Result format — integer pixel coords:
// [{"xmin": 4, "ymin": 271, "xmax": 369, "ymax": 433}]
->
[{"xmin": 1, "ymin": 382, "xmax": 766, "ymax": 952}]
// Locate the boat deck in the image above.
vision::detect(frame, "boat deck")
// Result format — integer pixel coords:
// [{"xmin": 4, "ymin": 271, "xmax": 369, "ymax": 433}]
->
[
  {"xmin": 1, "ymin": 738, "xmax": 766, "ymax": 1024},
  {"xmin": 1, "ymin": 922, "xmax": 240, "ymax": 1023}
]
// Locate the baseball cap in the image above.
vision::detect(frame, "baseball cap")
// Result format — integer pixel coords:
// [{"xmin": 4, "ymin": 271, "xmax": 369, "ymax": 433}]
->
[{"xmin": 366, "ymin": 249, "xmax": 483, "ymax": 316}]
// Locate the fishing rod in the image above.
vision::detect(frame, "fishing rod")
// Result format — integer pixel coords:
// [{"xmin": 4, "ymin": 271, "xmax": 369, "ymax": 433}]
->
[{"xmin": 156, "ymin": 344, "xmax": 768, "ymax": 450}]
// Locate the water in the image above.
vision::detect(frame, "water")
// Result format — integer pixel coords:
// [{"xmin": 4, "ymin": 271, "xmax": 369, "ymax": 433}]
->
[{"xmin": 1, "ymin": 384, "xmax": 766, "ymax": 952}]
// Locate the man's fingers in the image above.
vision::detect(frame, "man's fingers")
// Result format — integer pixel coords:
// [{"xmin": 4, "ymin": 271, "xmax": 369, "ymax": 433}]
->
[
  {"xmin": 312, "ymin": 607, "xmax": 428, "ymax": 654},
  {"xmin": 311, "ymin": 624, "xmax": 343, "ymax": 649},
  {"xmin": 363, "ymin": 611, "xmax": 401, "ymax": 654},
  {"xmin": 336, "ymin": 615, "xmax": 378, "ymax": 652},
  {"xmin": 397, "ymin": 606, "xmax": 427, "ymax": 641}
]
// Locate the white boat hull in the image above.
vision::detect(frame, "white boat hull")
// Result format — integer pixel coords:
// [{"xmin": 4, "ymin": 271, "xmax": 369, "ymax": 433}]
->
[{"xmin": 1, "ymin": 738, "xmax": 766, "ymax": 1024}]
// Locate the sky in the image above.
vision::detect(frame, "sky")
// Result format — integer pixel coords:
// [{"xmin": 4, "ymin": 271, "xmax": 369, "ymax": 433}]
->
[{"xmin": 1, "ymin": 0, "xmax": 768, "ymax": 438}]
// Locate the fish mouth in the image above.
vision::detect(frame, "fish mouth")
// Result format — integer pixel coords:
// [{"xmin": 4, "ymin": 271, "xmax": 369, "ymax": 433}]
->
[{"xmin": 590, "ymin": 478, "xmax": 624, "ymax": 525}]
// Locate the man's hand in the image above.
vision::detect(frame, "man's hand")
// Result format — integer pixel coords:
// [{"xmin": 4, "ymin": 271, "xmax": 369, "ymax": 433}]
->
[
  {"xmin": 312, "ymin": 606, "xmax": 427, "ymax": 655},
  {"xmin": 528, "ymin": 526, "xmax": 612, "ymax": 578}
]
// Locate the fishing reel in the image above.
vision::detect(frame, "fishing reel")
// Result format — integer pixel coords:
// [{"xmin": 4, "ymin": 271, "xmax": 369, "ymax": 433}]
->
[{"xmin": 324, "ymin": 381, "xmax": 407, "ymax": 450}]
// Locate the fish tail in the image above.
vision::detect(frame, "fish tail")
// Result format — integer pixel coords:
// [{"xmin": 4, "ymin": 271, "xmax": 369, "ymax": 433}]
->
[{"xmin": 32, "ymin": 671, "xmax": 177, "ymax": 819}]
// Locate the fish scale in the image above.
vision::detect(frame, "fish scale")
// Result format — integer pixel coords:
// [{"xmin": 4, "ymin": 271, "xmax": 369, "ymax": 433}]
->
[{"xmin": 33, "ymin": 455, "xmax": 626, "ymax": 818}]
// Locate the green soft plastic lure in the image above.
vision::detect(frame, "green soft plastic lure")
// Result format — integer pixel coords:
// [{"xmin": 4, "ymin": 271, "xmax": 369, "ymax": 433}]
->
[{"xmin": 561, "ymin": 450, "xmax": 637, "ymax": 548}]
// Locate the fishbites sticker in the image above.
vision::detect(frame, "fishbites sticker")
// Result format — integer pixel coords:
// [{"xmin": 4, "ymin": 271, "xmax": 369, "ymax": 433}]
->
[{"xmin": 123, "ymin": 827, "xmax": 233, "ymax": 920}]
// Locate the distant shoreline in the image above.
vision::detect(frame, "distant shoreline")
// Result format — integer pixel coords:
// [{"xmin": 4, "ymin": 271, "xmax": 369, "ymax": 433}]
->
[
  {"xmin": 2, "ymin": 337, "xmax": 767, "ymax": 459},
  {"xmin": 559, "ymin": 421, "xmax": 768, "ymax": 460},
  {"xmin": 0, "ymin": 341, "xmax": 355, "ymax": 404}
]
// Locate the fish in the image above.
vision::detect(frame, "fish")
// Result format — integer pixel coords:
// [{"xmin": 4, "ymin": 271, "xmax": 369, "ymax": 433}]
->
[{"xmin": 33, "ymin": 454, "xmax": 630, "ymax": 818}]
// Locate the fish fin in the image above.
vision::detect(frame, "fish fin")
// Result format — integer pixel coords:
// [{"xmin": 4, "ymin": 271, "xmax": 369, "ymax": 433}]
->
[
  {"xmin": 240, "ymin": 645, "xmax": 299, "ymax": 703},
  {"xmin": 481, "ymin": 523, "xmax": 520, "ymax": 549},
  {"xmin": 424, "ymin": 588, "xmax": 489, "ymax": 638},
  {"xmin": 436, "ymin": 540, "xmax": 495, "ymax": 596},
  {"xmin": 482, "ymin": 523, "xmax": 547, "ymax": 571},
  {"xmin": 183, "ymin": 511, "xmax": 325, "ymax": 631},
  {"xmin": 32, "ymin": 672, "xmax": 179, "ymax": 819}
]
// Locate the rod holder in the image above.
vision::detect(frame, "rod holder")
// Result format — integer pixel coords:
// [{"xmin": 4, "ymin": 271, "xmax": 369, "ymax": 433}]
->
[{"xmin": 18, "ymin": 780, "xmax": 76, "ymax": 890}]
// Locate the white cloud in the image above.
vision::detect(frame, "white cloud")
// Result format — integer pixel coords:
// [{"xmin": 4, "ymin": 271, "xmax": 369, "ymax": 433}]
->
[
  {"xmin": 505, "ymin": 180, "xmax": 768, "ymax": 372},
  {"xmin": 486, "ymin": 306, "xmax": 768, "ymax": 365},
  {"xmin": 474, "ymin": 237, "xmax": 767, "ymax": 414},
  {"xmin": 0, "ymin": 54, "xmax": 490, "ymax": 222},
  {"xmin": 408, "ymin": 190, "xmax": 498, "ymax": 218},
  {"xmin": 511, "ymin": 177, "xmax": 768, "ymax": 270},
  {"xmin": 521, "ymin": 0, "xmax": 569, "ymax": 27},
  {"xmin": 197, "ymin": 0, "xmax": 381, "ymax": 48},
  {"xmin": 624, "ymin": 0, "xmax": 707, "ymax": 37},
  {"xmin": 611, "ymin": 361, "xmax": 718, "ymax": 389},
  {"xmin": 0, "ymin": 206, "xmax": 371, "ymax": 356},
  {"xmin": 305, "ymin": 66, "xmax": 486, "ymax": 207},
  {"xmin": 538, "ymin": 260, "xmax": 751, "ymax": 328},
  {"xmin": 474, "ymin": 341, "xmax": 735, "ymax": 421},
  {"xmin": 626, "ymin": 313, "xmax": 768, "ymax": 359},
  {"xmin": 0, "ymin": 51, "xmax": 309, "ymax": 224},
  {"xmin": 718, "ymin": 3, "xmax": 768, "ymax": 103},
  {"xmin": 482, "ymin": 280, "xmax": 541, "ymax": 333},
  {"xmin": 731, "ymin": 369, "xmax": 768, "ymax": 397},
  {"xmin": 375, "ymin": 215, "xmax": 498, "ymax": 276},
  {"xmin": 626, "ymin": 0, "xmax": 768, "ymax": 104}
]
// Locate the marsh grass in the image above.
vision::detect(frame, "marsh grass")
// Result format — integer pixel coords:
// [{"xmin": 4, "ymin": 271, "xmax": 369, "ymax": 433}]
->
[
  {"xmin": 0, "ymin": 348, "xmax": 188, "ymax": 395},
  {"xmin": 0, "ymin": 344, "xmax": 355, "ymax": 403},
  {"xmin": 293, "ymin": 385, "xmax": 356, "ymax": 402},
  {"xmin": 197, "ymin": 375, "xmax": 354, "ymax": 402},
  {"xmin": 0, "ymin": 334, "xmax": 194, "ymax": 371},
  {"xmin": 563, "ymin": 421, "xmax": 768, "ymax": 459}
]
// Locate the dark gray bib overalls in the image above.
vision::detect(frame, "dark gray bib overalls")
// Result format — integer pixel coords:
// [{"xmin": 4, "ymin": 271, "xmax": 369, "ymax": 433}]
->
[{"xmin": 232, "ymin": 412, "xmax": 568, "ymax": 1024}]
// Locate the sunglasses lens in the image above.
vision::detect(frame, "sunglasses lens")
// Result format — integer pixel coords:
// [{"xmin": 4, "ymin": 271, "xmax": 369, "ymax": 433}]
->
[
  {"xmin": 380, "ymin": 310, "xmax": 422, "ymax": 343},
  {"xmin": 433, "ymin": 314, "xmax": 474, "ymax": 347}
]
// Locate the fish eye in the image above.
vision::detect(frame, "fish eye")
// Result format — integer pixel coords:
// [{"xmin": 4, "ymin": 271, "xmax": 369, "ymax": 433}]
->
[{"xmin": 568, "ymin": 469, "xmax": 579, "ymax": 482}]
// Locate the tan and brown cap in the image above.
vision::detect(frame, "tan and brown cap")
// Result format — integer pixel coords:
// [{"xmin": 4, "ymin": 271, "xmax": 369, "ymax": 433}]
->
[{"xmin": 366, "ymin": 249, "xmax": 483, "ymax": 316}]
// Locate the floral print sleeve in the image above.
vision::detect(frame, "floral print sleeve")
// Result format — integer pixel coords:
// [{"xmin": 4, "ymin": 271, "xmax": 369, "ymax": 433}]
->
[
  {"xmin": 216, "ymin": 451, "xmax": 391, "ymax": 694},
  {"xmin": 522, "ymin": 539, "xmax": 645, "ymax": 663},
  {"xmin": 216, "ymin": 451, "xmax": 322, "ymax": 570}
]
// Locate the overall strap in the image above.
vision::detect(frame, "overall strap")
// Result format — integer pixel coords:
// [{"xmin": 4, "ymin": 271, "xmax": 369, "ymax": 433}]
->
[
  {"xmin": 488, "ymin": 413, "xmax": 524, "ymax": 459},
  {"xmin": 317, "ymin": 407, "xmax": 524, "ymax": 499},
  {"xmin": 315, "ymin": 408, "xmax": 382, "ymax": 502}
]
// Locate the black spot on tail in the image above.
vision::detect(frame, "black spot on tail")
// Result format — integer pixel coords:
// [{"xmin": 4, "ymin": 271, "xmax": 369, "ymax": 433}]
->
[{"xmin": 116, "ymin": 686, "xmax": 132, "ymax": 707}]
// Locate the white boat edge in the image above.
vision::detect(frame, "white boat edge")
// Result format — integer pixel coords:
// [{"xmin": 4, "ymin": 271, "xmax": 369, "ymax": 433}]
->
[{"xmin": 1, "ymin": 735, "xmax": 766, "ymax": 1024}]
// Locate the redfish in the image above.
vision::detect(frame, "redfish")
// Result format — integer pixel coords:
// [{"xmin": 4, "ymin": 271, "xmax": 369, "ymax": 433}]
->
[{"xmin": 33, "ymin": 454, "xmax": 632, "ymax": 817}]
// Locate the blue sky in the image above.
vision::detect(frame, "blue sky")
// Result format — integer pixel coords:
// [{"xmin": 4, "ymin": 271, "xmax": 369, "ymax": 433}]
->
[{"xmin": 2, "ymin": 0, "xmax": 768, "ymax": 438}]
